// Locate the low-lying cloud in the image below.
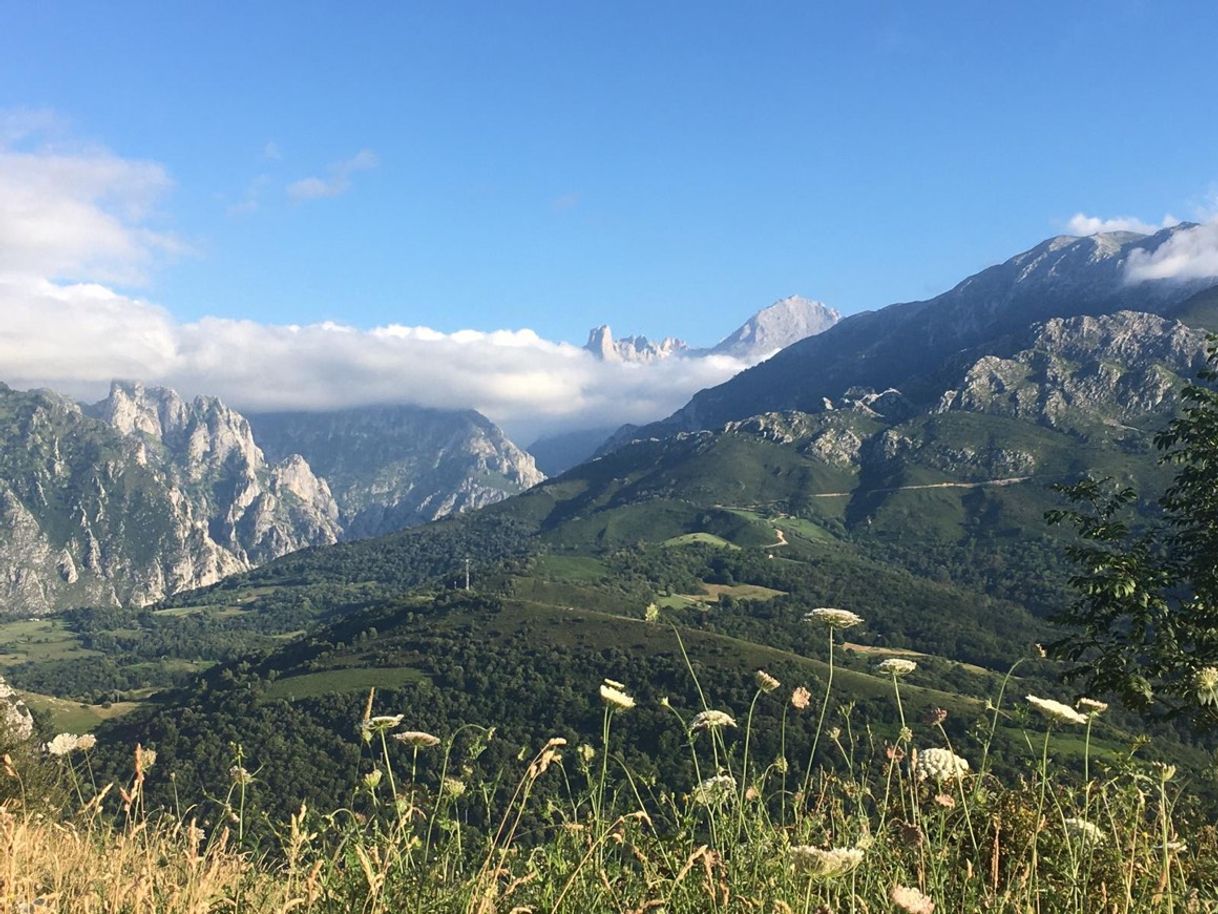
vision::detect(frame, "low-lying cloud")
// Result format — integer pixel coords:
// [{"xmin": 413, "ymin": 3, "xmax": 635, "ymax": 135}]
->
[
  {"xmin": 1067, "ymin": 212, "xmax": 1179, "ymax": 236},
  {"xmin": 1125, "ymin": 220, "xmax": 1218, "ymax": 284},
  {"xmin": 0, "ymin": 120, "xmax": 742, "ymax": 440},
  {"xmin": 0, "ymin": 284, "xmax": 747, "ymax": 439}
]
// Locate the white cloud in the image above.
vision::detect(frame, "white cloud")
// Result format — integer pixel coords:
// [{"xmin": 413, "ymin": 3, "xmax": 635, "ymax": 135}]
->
[
  {"xmin": 1066, "ymin": 212, "xmax": 1180, "ymax": 236},
  {"xmin": 1125, "ymin": 220, "xmax": 1218, "ymax": 283},
  {"xmin": 0, "ymin": 118, "xmax": 739, "ymax": 440},
  {"xmin": 287, "ymin": 149, "xmax": 378, "ymax": 201},
  {"xmin": 0, "ymin": 129, "xmax": 180, "ymax": 284}
]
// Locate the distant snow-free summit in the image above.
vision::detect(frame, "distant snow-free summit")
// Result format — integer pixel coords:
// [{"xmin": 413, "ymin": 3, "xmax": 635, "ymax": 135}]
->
[{"xmin": 583, "ymin": 295, "xmax": 841, "ymax": 364}]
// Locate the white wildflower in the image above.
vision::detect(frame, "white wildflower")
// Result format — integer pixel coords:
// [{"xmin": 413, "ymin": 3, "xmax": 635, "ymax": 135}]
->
[
  {"xmin": 75, "ymin": 733, "xmax": 97, "ymax": 752},
  {"xmin": 789, "ymin": 845, "xmax": 865, "ymax": 879},
  {"xmin": 804, "ymin": 608, "xmax": 864, "ymax": 630},
  {"xmin": 441, "ymin": 776, "xmax": 466, "ymax": 798},
  {"xmin": 1064, "ymin": 817, "xmax": 1105, "ymax": 845},
  {"xmin": 361, "ymin": 714, "xmax": 405, "ymax": 741},
  {"xmin": 877, "ymin": 658, "xmax": 917, "ymax": 676},
  {"xmin": 363, "ymin": 769, "xmax": 383, "ymax": 790},
  {"xmin": 891, "ymin": 884, "xmax": 936, "ymax": 914},
  {"xmin": 1026, "ymin": 695, "xmax": 1089, "ymax": 726},
  {"xmin": 690, "ymin": 710, "xmax": 737, "ymax": 733},
  {"xmin": 229, "ymin": 766, "xmax": 253, "ymax": 786},
  {"xmin": 45, "ymin": 733, "xmax": 81, "ymax": 757},
  {"xmin": 599, "ymin": 680, "xmax": 635, "ymax": 710},
  {"xmin": 791, "ymin": 687, "xmax": 812, "ymax": 710},
  {"xmin": 1076, "ymin": 698, "xmax": 1108, "ymax": 715},
  {"xmin": 393, "ymin": 731, "xmax": 441, "ymax": 748},
  {"xmin": 1194, "ymin": 667, "xmax": 1218, "ymax": 706},
  {"xmin": 755, "ymin": 670, "xmax": 781, "ymax": 692},
  {"xmin": 691, "ymin": 774, "xmax": 737, "ymax": 807},
  {"xmin": 913, "ymin": 747, "xmax": 970, "ymax": 783}
]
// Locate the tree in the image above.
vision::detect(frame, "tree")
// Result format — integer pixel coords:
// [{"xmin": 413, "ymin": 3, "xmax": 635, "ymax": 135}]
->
[{"xmin": 1047, "ymin": 339, "xmax": 1218, "ymax": 725}]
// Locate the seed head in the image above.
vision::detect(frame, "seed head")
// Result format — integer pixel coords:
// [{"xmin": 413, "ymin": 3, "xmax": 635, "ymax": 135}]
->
[
  {"xmin": 393, "ymin": 731, "xmax": 441, "ymax": 749},
  {"xmin": 1194, "ymin": 667, "xmax": 1218, "ymax": 706}
]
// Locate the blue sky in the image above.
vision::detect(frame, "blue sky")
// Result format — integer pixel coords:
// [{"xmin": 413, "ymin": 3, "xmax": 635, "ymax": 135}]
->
[{"xmin": 4, "ymin": 1, "xmax": 1216, "ymax": 347}]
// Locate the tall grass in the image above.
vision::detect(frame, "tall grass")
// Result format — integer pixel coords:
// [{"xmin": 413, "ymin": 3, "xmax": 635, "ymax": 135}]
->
[{"xmin": 3, "ymin": 632, "xmax": 1217, "ymax": 913}]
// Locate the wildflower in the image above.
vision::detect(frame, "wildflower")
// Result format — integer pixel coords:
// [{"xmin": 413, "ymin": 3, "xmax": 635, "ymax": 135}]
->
[
  {"xmin": 886, "ymin": 745, "xmax": 906, "ymax": 762},
  {"xmin": 804, "ymin": 607, "xmax": 864, "ymax": 630},
  {"xmin": 924, "ymin": 707, "xmax": 948, "ymax": 726},
  {"xmin": 690, "ymin": 710, "xmax": 737, "ymax": 733},
  {"xmin": 75, "ymin": 734, "xmax": 97, "ymax": 752},
  {"xmin": 363, "ymin": 769, "xmax": 383, "ymax": 790},
  {"xmin": 1076, "ymin": 697, "xmax": 1108, "ymax": 715},
  {"xmin": 1194, "ymin": 667, "xmax": 1218, "ymax": 706},
  {"xmin": 599, "ymin": 680, "xmax": 635, "ymax": 710},
  {"xmin": 774, "ymin": 755, "xmax": 789, "ymax": 774},
  {"xmin": 898, "ymin": 726, "xmax": 913, "ymax": 743},
  {"xmin": 913, "ymin": 747, "xmax": 970, "ymax": 783},
  {"xmin": 933, "ymin": 792, "xmax": 956, "ymax": 808},
  {"xmin": 441, "ymin": 776, "xmax": 466, "ymax": 798},
  {"xmin": 1025, "ymin": 695, "xmax": 1089, "ymax": 726},
  {"xmin": 45, "ymin": 733, "xmax": 81, "ymax": 757},
  {"xmin": 755, "ymin": 669, "xmax": 781, "ymax": 692},
  {"xmin": 891, "ymin": 885, "xmax": 936, "ymax": 914},
  {"xmin": 789, "ymin": 845, "xmax": 865, "ymax": 879},
  {"xmin": 827, "ymin": 726, "xmax": 842, "ymax": 741},
  {"xmin": 1064, "ymin": 817, "xmax": 1105, "ymax": 845},
  {"xmin": 1158, "ymin": 839, "xmax": 1187, "ymax": 853},
  {"xmin": 691, "ymin": 774, "xmax": 737, "ymax": 807},
  {"xmin": 791, "ymin": 686, "xmax": 812, "ymax": 710},
  {"xmin": 578, "ymin": 743, "xmax": 596, "ymax": 764},
  {"xmin": 1154, "ymin": 762, "xmax": 1177, "ymax": 782},
  {"xmin": 877, "ymin": 658, "xmax": 917, "ymax": 676},
  {"xmin": 361, "ymin": 714, "xmax": 405, "ymax": 742},
  {"xmin": 137, "ymin": 746, "xmax": 157, "ymax": 770},
  {"xmin": 393, "ymin": 731, "xmax": 441, "ymax": 748},
  {"xmin": 229, "ymin": 766, "xmax": 253, "ymax": 786}
]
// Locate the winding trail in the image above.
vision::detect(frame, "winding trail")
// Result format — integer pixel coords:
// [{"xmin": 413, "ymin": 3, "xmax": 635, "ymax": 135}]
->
[
  {"xmin": 763, "ymin": 528, "xmax": 788, "ymax": 549},
  {"xmin": 807, "ymin": 476, "xmax": 1032, "ymax": 498}
]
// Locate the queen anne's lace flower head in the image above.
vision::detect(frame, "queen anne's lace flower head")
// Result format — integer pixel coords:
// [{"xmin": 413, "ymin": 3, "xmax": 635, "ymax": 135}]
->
[
  {"xmin": 599, "ymin": 680, "xmax": 635, "ymax": 710},
  {"xmin": 913, "ymin": 747, "xmax": 970, "ymax": 783},
  {"xmin": 45, "ymin": 733, "xmax": 82, "ymax": 757},
  {"xmin": 393, "ymin": 731, "xmax": 441, "ymax": 748},
  {"xmin": 361, "ymin": 715, "xmax": 405, "ymax": 741},
  {"xmin": 755, "ymin": 669, "xmax": 781, "ymax": 692},
  {"xmin": 789, "ymin": 845, "xmax": 865, "ymax": 879},
  {"xmin": 690, "ymin": 710, "xmax": 737, "ymax": 733},
  {"xmin": 891, "ymin": 885, "xmax": 936, "ymax": 914},
  {"xmin": 1076, "ymin": 698, "xmax": 1108, "ymax": 715},
  {"xmin": 877, "ymin": 658, "xmax": 917, "ymax": 676},
  {"xmin": 804, "ymin": 608, "xmax": 864, "ymax": 630},
  {"xmin": 1026, "ymin": 695, "xmax": 1089, "ymax": 725},
  {"xmin": 1064, "ymin": 817, "xmax": 1105, "ymax": 845},
  {"xmin": 691, "ymin": 774, "xmax": 737, "ymax": 807},
  {"xmin": 791, "ymin": 687, "xmax": 811, "ymax": 710},
  {"xmin": 75, "ymin": 733, "xmax": 97, "ymax": 752}
]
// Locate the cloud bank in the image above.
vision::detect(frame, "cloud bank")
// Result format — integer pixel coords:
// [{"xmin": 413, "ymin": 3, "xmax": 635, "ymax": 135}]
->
[
  {"xmin": 1126, "ymin": 220, "xmax": 1218, "ymax": 284},
  {"xmin": 0, "ymin": 123, "xmax": 741, "ymax": 440},
  {"xmin": 1067, "ymin": 212, "xmax": 1179, "ymax": 236}
]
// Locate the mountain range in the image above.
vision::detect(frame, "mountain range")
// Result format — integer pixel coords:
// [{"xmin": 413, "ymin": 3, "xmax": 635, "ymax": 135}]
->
[{"xmin": 583, "ymin": 295, "xmax": 840, "ymax": 363}]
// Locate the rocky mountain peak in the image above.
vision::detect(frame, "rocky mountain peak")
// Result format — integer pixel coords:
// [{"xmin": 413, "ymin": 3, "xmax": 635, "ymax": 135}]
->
[
  {"xmin": 584, "ymin": 325, "xmax": 689, "ymax": 363},
  {"xmin": 709, "ymin": 295, "xmax": 840, "ymax": 359}
]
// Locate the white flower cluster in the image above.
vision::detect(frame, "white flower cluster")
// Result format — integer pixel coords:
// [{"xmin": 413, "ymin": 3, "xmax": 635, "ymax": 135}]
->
[
  {"xmin": 804, "ymin": 608, "xmax": 864, "ymax": 630},
  {"xmin": 393, "ymin": 730, "xmax": 441, "ymax": 748},
  {"xmin": 691, "ymin": 774, "xmax": 737, "ymax": 807},
  {"xmin": 876, "ymin": 658, "xmax": 917, "ymax": 676},
  {"xmin": 599, "ymin": 678, "xmax": 635, "ymax": 710},
  {"xmin": 690, "ymin": 710, "xmax": 737, "ymax": 733},
  {"xmin": 1026, "ymin": 695, "xmax": 1089, "ymax": 725},
  {"xmin": 913, "ymin": 747, "xmax": 970, "ymax": 783},
  {"xmin": 1064, "ymin": 817, "xmax": 1105, "ymax": 845},
  {"xmin": 755, "ymin": 670, "xmax": 781, "ymax": 692},
  {"xmin": 789, "ymin": 845, "xmax": 865, "ymax": 879},
  {"xmin": 891, "ymin": 884, "xmax": 936, "ymax": 914},
  {"xmin": 45, "ymin": 732, "xmax": 96, "ymax": 757}
]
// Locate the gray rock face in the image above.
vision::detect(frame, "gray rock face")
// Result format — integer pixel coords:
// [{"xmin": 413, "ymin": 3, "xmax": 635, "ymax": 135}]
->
[
  {"xmin": 0, "ymin": 674, "xmax": 34, "ymax": 743},
  {"xmin": 584, "ymin": 325, "xmax": 689, "ymax": 363},
  {"xmin": 0, "ymin": 381, "xmax": 340, "ymax": 616},
  {"xmin": 936, "ymin": 312, "xmax": 1209, "ymax": 427},
  {"xmin": 248, "ymin": 405, "xmax": 545, "ymax": 539},
  {"xmin": 708, "ymin": 296, "xmax": 840, "ymax": 360}
]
